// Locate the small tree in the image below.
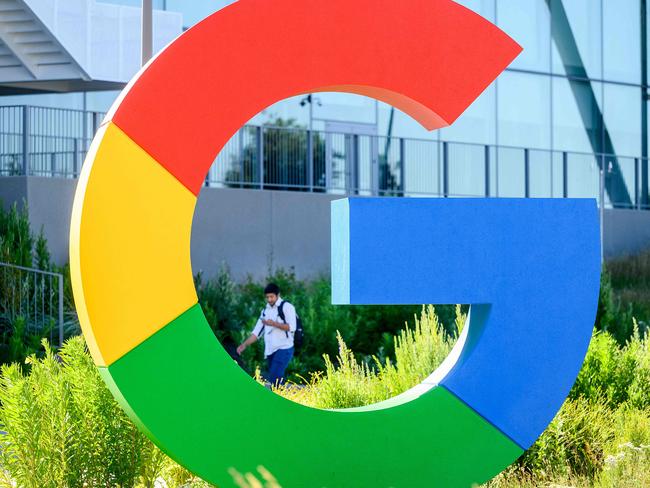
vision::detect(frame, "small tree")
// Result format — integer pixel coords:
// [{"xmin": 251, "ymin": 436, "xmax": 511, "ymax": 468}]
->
[{"xmin": 225, "ymin": 118, "xmax": 329, "ymax": 192}]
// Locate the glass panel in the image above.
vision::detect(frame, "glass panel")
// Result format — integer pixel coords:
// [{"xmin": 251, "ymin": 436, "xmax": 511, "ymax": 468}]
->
[
  {"xmin": 603, "ymin": 0, "xmax": 641, "ymax": 84},
  {"xmin": 497, "ymin": 71, "xmax": 551, "ymax": 149},
  {"xmin": 166, "ymin": 0, "xmax": 233, "ymax": 27},
  {"xmin": 603, "ymin": 83, "xmax": 642, "ymax": 158},
  {"xmin": 403, "ymin": 139, "xmax": 440, "ymax": 196},
  {"xmin": 377, "ymin": 136, "xmax": 404, "ymax": 196},
  {"xmin": 551, "ymin": 151, "xmax": 565, "ymax": 198},
  {"xmin": 566, "ymin": 153, "xmax": 600, "ymax": 199},
  {"xmin": 497, "ymin": 0, "xmax": 550, "ymax": 72},
  {"xmin": 550, "ymin": 0, "xmax": 602, "ymax": 79},
  {"xmin": 607, "ymin": 156, "xmax": 637, "ymax": 208},
  {"xmin": 496, "ymin": 147, "xmax": 526, "ymax": 197},
  {"xmin": 529, "ymin": 149, "xmax": 553, "ymax": 197},
  {"xmin": 310, "ymin": 93, "xmax": 378, "ymax": 127},
  {"xmin": 447, "ymin": 143, "xmax": 487, "ymax": 197},
  {"xmin": 553, "ymin": 77, "xmax": 602, "ymax": 153},
  {"xmin": 440, "ymin": 85, "xmax": 496, "ymax": 145}
]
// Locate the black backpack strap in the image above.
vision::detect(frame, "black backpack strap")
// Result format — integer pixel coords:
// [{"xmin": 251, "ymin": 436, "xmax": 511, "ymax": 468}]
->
[
  {"xmin": 277, "ymin": 301, "xmax": 290, "ymax": 338},
  {"xmin": 277, "ymin": 301, "xmax": 286, "ymax": 322}
]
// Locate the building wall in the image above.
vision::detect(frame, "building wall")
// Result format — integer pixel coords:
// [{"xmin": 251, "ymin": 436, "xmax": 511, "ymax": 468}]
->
[{"xmin": 1, "ymin": 177, "xmax": 649, "ymax": 277}]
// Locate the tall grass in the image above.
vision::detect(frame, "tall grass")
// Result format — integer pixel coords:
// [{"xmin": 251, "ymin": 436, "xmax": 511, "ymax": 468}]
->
[
  {"xmin": 0, "ymin": 337, "xmax": 212, "ymax": 487},
  {"xmin": 604, "ymin": 252, "xmax": 650, "ymax": 342},
  {"xmin": 195, "ymin": 265, "xmax": 461, "ymax": 381},
  {"xmin": 279, "ymin": 305, "xmax": 462, "ymax": 408},
  {"xmin": 0, "ymin": 309, "xmax": 647, "ymax": 487}
]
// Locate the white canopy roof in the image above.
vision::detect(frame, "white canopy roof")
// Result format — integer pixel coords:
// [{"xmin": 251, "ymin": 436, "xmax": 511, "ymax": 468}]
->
[{"xmin": 0, "ymin": 0, "xmax": 182, "ymax": 93}]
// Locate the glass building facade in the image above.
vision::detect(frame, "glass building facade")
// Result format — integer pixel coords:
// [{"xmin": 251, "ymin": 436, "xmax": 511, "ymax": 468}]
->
[{"xmin": 1, "ymin": 0, "xmax": 649, "ymax": 207}]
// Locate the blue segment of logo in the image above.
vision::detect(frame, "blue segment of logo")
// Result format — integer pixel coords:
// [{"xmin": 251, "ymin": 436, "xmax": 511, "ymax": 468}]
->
[{"xmin": 331, "ymin": 198, "xmax": 601, "ymax": 449}]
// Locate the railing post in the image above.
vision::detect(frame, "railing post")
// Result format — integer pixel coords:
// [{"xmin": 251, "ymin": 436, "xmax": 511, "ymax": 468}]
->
[
  {"xmin": 257, "ymin": 125, "xmax": 264, "ymax": 189},
  {"xmin": 325, "ymin": 132, "xmax": 333, "ymax": 191},
  {"xmin": 307, "ymin": 129, "xmax": 314, "ymax": 192},
  {"xmin": 635, "ymin": 157, "xmax": 640, "ymax": 209},
  {"xmin": 353, "ymin": 134, "xmax": 360, "ymax": 195},
  {"xmin": 443, "ymin": 141, "xmax": 449, "ymax": 198},
  {"xmin": 524, "ymin": 148, "xmax": 530, "ymax": 198},
  {"xmin": 22, "ymin": 105, "xmax": 30, "ymax": 176},
  {"xmin": 562, "ymin": 151, "xmax": 568, "ymax": 198},
  {"xmin": 399, "ymin": 138, "xmax": 406, "ymax": 196},
  {"xmin": 50, "ymin": 152, "xmax": 56, "ymax": 177},
  {"xmin": 58, "ymin": 274, "xmax": 64, "ymax": 347},
  {"xmin": 599, "ymin": 163, "xmax": 605, "ymax": 264},
  {"xmin": 238, "ymin": 128, "xmax": 245, "ymax": 187},
  {"xmin": 484, "ymin": 145, "xmax": 490, "ymax": 197},
  {"xmin": 73, "ymin": 138, "xmax": 79, "ymax": 178}
]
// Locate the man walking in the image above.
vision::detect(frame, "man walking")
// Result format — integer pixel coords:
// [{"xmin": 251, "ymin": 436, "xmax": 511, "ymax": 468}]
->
[{"xmin": 237, "ymin": 283, "xmax": 297, "ymax": 386}]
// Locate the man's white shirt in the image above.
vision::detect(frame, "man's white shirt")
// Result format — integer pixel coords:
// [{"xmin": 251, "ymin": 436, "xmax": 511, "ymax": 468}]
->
[{"xmin": 251, "ymin": 298, "xmax": 297, "ymax": 357}]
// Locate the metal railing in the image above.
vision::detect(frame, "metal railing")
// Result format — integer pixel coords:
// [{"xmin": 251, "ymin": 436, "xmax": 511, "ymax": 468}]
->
[
  {"xmin": 0, "ymin": 262, "xmax": 64, "ymax": 347},
  {"xmin": 0, "ymin": 105, "xmax": 104, "ymax": 178},
  {"xmin": 2, "ymin": 105, "xmax": 649, "ymax": 210},
  {"xmin": 209, "ymin": 126, "xmax": 650, "ymax": 210}
]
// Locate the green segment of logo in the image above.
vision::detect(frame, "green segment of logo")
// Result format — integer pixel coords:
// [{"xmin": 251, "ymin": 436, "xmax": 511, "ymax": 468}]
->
[{"xmin": 99, "ymin": 304, "xmax": 522, "ymax": 487}]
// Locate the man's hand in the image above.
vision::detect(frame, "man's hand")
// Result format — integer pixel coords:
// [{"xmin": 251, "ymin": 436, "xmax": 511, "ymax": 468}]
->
[
  {"xmin": 262, "ymin": 318, "xmax": 289, "ymax": 332},
  {"xmin": 236, "ymin": 344, "xmax": 246, "ymax": 355}
]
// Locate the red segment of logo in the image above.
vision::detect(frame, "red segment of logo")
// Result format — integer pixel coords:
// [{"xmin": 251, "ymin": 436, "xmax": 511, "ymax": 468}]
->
[{"xmin": 108, "ymin": 0, "xmax": 521, "ymax": 195}]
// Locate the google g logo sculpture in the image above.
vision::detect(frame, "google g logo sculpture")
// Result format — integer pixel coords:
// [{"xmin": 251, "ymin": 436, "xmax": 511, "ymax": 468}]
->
[{"xmin": 70, "ymin": 0, "xmax": 601, "ymax": 486}]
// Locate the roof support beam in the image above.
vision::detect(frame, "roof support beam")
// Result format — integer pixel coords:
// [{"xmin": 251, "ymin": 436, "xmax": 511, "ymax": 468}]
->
[{"xmin": 546, "ymin": 0, "xmax": 633, "ymax": 208}]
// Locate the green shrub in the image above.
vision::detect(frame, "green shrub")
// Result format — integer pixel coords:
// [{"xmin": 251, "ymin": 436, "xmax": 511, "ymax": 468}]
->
[
  {"xmin": 605, "ymin": 252, "xmax": 650, "ymax": 342},
  {"xmin": 278, "ymin": 305, "xmax": 459, "ymax": 409},
  {"xmin": 195, "ymin": 266, "xmax": 457, "ymax": 381},
  {"xmin": 571, "ymin": 323, "xmax": 650, "ymax": 409},
  {"xmin": 0, "ymin": 337, "xmax": 163, "ymax": 487},
  {"xmin": 0, "ymin": 306, "xmax": 647, "ymax": 488},
  {"xmin": 514, "ymin": 397, "xmax": 615, "ymax": 480}
]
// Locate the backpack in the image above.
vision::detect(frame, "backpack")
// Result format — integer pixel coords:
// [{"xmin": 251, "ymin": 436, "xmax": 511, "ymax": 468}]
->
[{"xmin": 277, "ymin": 301, "xmax": 304, "ymax": 353}]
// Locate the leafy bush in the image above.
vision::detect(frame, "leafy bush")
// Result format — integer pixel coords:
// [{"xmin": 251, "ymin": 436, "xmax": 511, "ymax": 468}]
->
[
  {"xmin": 572, "ymin": 322, "xmax": 650, "ymax": 409},
  {"xmin": 195, "ymin": 265, "xmax": 458, "ymax": 381},
  {"xmin": 513, "ymin": 397, "xmax": 616, "ymax": 480},
  {"xmin": 279, "ymin": 305, "xmax": 461, "ymax": 408},
  {"xmin": 603, "ymin": 252, "xmax": 650, "ymax": 343},
  {"xmin": 0, "ymin": 337, "xmax": 162, "ymax": 487},
  {"xmin": 0, "ymin": 305, "xmax": 647, "ymax": 487},
  {"xmin": 0, "ymin": 202, "xmax": 80, "ymax": 367}
]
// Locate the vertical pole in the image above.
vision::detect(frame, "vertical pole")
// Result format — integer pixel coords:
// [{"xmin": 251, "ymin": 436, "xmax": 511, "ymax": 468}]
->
[
  {"xmin": 443, "ymin": 142, "xmax": 449, "ymax": 198},
  {"xmin": 238, "ymin": 128, "xmax": 244, "ymax": 187},
  {"xmin": 257, "ymin": 126, "xmax": 264, "ymax": 189},
  {"xmin": 92, "ymin": 112, "xmax": 100, "ymax": 136},
  {"xmin": 399, "ymin": 138, "xmax": 406, "ymax": 196},
  {"xmin": 141, "ymin": 0, "xmax": 153, "ymax": 66},
  {"xmin": 641, "ymin": 0, "xmax": 649, "ymax": 207},
  {"xmin": 325, "ymin": 132, "xmax": 332, "ymax": 191},
  {"xmin": 635, "ymin": 157, "xmax": 640, "ymax": 209},
  {"xmin": 22, "ymin": 106, "xmax": 29, "ymax": 176},
  {"xmin": 307, "ymin": 130, "xmax": 314, "ymax": 192},
  {"xmin": 58, "ymin": 274, "xmax": 64, "ymax": 347},
  {"xmin": 600, "ymin": 164, "xmax": 605, "ymax": 264},
  {"xmin": 524, "ymin": 148, "xmax": 530, "ymax": 198},
  {"xmin": 485, "ymin": 145, "xmax": 491, "ymax": 197},
  {"xmin": 562, "ymin": 151, "xmax": 568, "ymax": 198},
  {"xmin": 73, "ymin": 138, "xmax": 79, "ymax": 178},
  {"xmin": 353, "ymin": 134, "xmax": 360, "ymax": 195}
]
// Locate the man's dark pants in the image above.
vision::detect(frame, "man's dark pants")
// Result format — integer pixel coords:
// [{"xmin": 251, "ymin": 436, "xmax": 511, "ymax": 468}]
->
[{"xmin": 266, "ymin": 347, "xmax": 294, "ymax": 386}]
